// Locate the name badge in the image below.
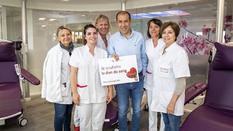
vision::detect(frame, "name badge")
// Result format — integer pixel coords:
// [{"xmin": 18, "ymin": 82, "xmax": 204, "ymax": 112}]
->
[{"xmin": 160, "ymin": 67, "xmax": 169, "ymax": 73}]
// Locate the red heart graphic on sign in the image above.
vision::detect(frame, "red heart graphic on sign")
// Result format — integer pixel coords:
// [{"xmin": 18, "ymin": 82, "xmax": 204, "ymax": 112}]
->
[{"xmin": 126, "ymin": 67, "xmax": 137, "ymax": 78}]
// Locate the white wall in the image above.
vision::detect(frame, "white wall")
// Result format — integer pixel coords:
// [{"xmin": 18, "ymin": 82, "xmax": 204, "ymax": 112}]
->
[{"xmin": 7, "ymin": 14, "xmax": 21, "ymax": 40}]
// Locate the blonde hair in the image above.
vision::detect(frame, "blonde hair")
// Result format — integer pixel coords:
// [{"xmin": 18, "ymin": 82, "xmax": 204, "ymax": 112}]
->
[{"xmin": 95, "ymin": 14, "xmax": 110, "ymax": 26}]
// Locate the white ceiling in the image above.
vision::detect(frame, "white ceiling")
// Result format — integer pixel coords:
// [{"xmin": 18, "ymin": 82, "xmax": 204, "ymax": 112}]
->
[
  {"xmin": 30, "ymin": 0, "xmax": 217, "ymax": 22},
  {"xmin": 0, "ymin": 0, "xmax": 201, "ymax": 11},
  {"xmin": 1, "ymin": 0, "xmax": 218, "ymax": 27},
  {"xmin": 21, "ymin": 0, "xmax": 216, "ymax": 34},
  {"xmin": 3, "ymin": 0, "xmax": 231, "ymax": 33}
]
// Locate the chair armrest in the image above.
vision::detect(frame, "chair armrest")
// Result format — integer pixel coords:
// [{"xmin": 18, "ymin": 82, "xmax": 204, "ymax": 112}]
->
[
  {"xmin": 185, "ymin": 82, "xmax": 207, "ymax": 105},
  {"xmin": 20, "ymin": 68, "xmax": 40, "ymax": 85}
]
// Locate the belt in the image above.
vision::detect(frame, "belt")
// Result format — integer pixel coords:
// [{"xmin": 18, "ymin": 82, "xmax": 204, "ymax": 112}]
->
[
  {"xmin": 146, "ymin": 70, "xmax": 152, "ymax": 74},
  {"xmin": 76, "ymin": 84, "xmax": 87, "ymax": 88},
  {"xmin": 138, "ymin": 71, "xmax": 143, "ymax": 76}
]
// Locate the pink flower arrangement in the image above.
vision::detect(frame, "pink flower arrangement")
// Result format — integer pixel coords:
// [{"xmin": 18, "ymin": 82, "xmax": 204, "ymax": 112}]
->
[
  {"xmin": 177, "ymin": 19, "xmax": 218, "ymax": 55},
  {"xmin": 202, "ymin": 25, "xmax": 211, "ymax": 36},
  {"xmin": 178, "ymin": 19, "xmax": 188, "ymax": 28},
  {"xmin": 224, "ymin": 15, "xmax": 233, "ymax": 42},
  {"xmin": 178, "ymin": 34, "xmax": 212, "ymax": 55}
]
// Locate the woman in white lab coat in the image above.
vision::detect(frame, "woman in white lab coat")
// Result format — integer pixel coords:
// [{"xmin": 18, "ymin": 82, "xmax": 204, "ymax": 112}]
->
[
  {"xmin": 70, "ymin": 24, "xmax": 113, "ymax": 131},
  {"xmin": 151, "ymin": 22, "xmax": 190, "ymax": 131},
  {"xmin": 42, "ymin": 26, "xmax": 74, "ymax": 131},
  {"xmin": 144, "ymin": 18, "xmax": 165, "ymax": 131}
]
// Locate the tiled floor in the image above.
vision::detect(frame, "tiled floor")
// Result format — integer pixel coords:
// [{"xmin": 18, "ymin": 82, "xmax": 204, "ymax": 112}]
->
[
  {"xmin": 0, "ymin": 95, "xmax": 149, "ymax": 131},
  {"xmin": 0, "ymin": 93, "xmax": 204, "ymax": 131}
]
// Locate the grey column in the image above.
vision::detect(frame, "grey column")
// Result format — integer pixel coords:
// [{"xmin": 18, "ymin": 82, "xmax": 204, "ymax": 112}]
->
[
  {"xmin": 216, "ymin": 0, "xmax": 225, "ymax": 43},
  {"xmin": 1, "ymin": 6, "xmax": 7, "ymax": 39},
  {"xmin": 121, "ymin": 0, "xmax": 126, "ymax": 11},
  {"xmin": 21, "ymin": 0, "xmax": 30, "ymax": 99}
]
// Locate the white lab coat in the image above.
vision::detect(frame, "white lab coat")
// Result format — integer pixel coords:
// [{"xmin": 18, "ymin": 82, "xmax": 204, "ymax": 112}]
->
[
  {"xmin": 144, "ymin": 38, "xmax": 165, "ymax": 91},
  {"xmin": 145, "ymin": 38, "xmax": 165, "ymax": 131},
  {"xmin": 70, "ymin": 45, "xmax": 108, "ymax": 131},
  {"xmin": 69, "ymin": 45, "xmax": 108, "ymax": 103},
  {"xmin": 42, "ymin": 44, "xmax": 72, "ymax": 104},
  {"xmin": 151, "ymin": 42, "xmax": 190, "ymax": 116},
  {"xmin": 96, "ymin": 33, "xmax": 110, "ymax": 51}
]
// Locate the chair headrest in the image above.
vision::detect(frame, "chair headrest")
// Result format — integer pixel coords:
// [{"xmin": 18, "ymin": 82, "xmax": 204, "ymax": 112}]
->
[
  {"xmin": 0, "ymin": 42, "xmax": 16, "ymax": 62},
  {"xmin": 212, "ymin": 42, "xmax": 233, "ymax": 70}
]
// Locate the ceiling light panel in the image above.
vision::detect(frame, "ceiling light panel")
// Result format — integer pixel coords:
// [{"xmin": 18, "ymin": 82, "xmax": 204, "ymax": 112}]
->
[
  {"xmin": 49, "ymin": 18, "xmax": 56, "ymax": 21},
  {"xmin": 39, "ymin": 17, "xmax": 46, "ymax": 21},
  {"xmin": 132, "ymin": 10, "xmax": 190, "ymax": 19}
]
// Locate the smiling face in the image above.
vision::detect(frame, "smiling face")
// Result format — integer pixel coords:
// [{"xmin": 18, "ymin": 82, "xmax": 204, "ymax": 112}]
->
[
  {"xmin": 84, "ymin": 27, "xmax": 98, "ymax": 46},
  {"xmin": 117, "ymin": 13, "xmax": 131, "ymax": 37},
  {"xmin": 149, "ymin": 22, "xmax": 160, "ymax": 39},
  {"xmin": 162, "ymin": 26, "xmax": 176, "ymax": 46},
  {"xmin": 96, "ymin": 18, "xmax": 109, "ymax": 36},
  {"xmin": 57, "ymin": 29, "xmax": 72, "ymax": 46}
]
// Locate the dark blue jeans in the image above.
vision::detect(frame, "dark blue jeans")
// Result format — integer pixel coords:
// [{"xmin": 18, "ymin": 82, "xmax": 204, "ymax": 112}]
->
[
  {"xmin": 162, "ymin": 113, "xmax": 181, "ymax": 131},
  {"xmin": 54, "ymin": 103, "xmax": 73, "ymax": 131},
  {"xmin": 116, "ymin": 75, "xmax": 144, "ymax": 131}
]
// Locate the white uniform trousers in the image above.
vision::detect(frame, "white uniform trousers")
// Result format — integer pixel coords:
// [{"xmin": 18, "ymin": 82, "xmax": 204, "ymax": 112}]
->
[
  {"xmin": 74, "ymin": 102, "xmax": 106, "ymax": 131},
  {"xmin": 147, "ymin": 90, "xmax": 165, "ymax": 131}
]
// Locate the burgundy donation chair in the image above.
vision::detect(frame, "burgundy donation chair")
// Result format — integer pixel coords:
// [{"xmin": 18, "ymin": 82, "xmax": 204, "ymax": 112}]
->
[
  {"xmin": 0, "ymin": 41, "xmax": 40, "ymax": 127},
  {"xmin": 181, "ymin": 42, "xmax": 233, "ymax": 131}
]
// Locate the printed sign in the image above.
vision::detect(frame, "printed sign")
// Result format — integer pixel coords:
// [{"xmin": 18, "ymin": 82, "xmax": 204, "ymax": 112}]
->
[{"xmin": 99, "ymin": 55, "xmax": 139, "ymax": 86}]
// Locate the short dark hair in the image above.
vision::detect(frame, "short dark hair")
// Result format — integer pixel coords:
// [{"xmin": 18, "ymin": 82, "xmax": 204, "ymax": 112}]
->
[
  {"xmin": 56, "ymin": 26, "xmax": 72, "ymax": 37},
  {"xmin": 147, "ymin": 18, "xmax": 162, "ymax": 38},
  {"xmin": 83, "ymin": 24, "xmax": 97, "ymax": 45},
  {"xmin": 160, "ymin": 21, "xmax": 180, "ymax": 40},
  {"xmin": 116, "ymin": 11, "xmax": 131, "ymax": 21}
]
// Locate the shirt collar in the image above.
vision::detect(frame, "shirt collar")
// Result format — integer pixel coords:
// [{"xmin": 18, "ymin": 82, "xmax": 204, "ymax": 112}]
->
[
  {"xmin": 164, "ymin": 42, "xmax": 177, "ymax": 53},
  {"xmin": 98, "ymin": 32, "xmax": 111, "ymax": 40},
  {"xmin": 119, "ymin": 29, "xmax": 134, "ymax": 39},
  {"xmin": 84, "ymin": 44, "xmax": 97, "ymax": 55}
]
